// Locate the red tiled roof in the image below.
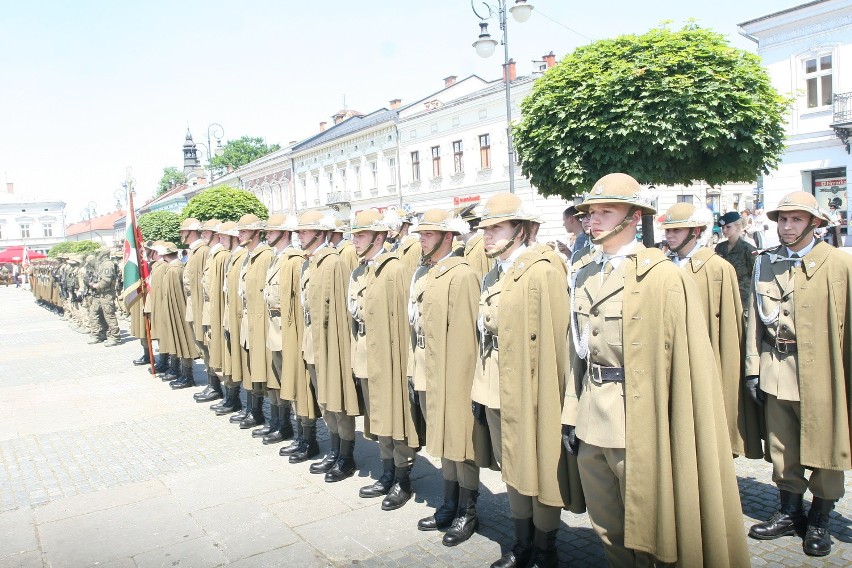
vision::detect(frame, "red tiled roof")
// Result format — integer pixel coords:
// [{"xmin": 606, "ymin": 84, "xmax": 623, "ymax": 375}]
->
[{"xmin": 66, "ymin": 210, "xmax": 125, "ymax": 236}]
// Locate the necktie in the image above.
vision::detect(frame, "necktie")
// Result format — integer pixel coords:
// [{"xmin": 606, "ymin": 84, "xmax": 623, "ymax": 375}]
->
[
  {"xmin": 601, "ymin": 259, "xmax": 614, "ymax": 280},
  {"xmin": 789, "ymin": 253, "xmax": 799, "ymax": 275}
]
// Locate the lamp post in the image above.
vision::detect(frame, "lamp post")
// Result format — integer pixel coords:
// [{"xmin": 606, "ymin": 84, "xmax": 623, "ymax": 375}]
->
[
  {"xmin": 80, "ymin": 201, "xmax": 97, "ymax": 242},
  {"xmin": 471, "ymin": 0, "xmax": 534, "ymax": 194},
  {"xmin": 205, "ymin": 123, "xmax": 225, "ymax": 181}
]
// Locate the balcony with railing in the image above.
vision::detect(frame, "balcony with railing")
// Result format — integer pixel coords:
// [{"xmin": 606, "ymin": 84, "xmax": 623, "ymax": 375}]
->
[
  {"xmin": 326, "ymin": 191, "xmax": 351, "ymax": 205},
  {"xmin": 831, "ymin": 92, "xmax": 852, "ymax": 153}
]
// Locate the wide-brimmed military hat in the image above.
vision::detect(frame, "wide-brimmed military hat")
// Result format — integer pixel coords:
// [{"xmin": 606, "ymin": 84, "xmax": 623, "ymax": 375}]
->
[
  {"xmin": 331, "ymin": 218, "xmax": 349, "ymax": 234},
  {"xmin": 179, "ymin": 218, "xmax": 202, "ymax": 232},
  {"xmin": 661, "ymin": 203, "xmax": 712, "ymax": 229},
  {"xmin": 236, "ymin": 214, "xmax": 266, "ymax": 231},
  {"xmin": 718, "ymin": 211, "xmax": 741, "ymax": 226},
  {"xmin": 576, "ymin": 173, "xmax": 656, "ymax": 215},
  {"xmin": 153, "ymin": 242, "xmax": 179, "ymax": 255},
  {"xmin": 417, "ymin": 209, "xmax": 469, "ymax": 234},
  {"xmin": 767, "ymin": 191, "xmax": 830, "ymax": 223},
  {"xmin": 216, "ymin": 221, "xmax": 239, "ymax": 236},
  {"xmin": 349, "ymin": 209, "xmax": 390, "ymax": 234},
  {"xmin": 474, "ymin": 193, "xmax": 535, "ymax": 229},
  {"xmin": 265, "ymin": 214, "xmax": 298, "ymax": 232},
  {"xmin": 200, "ymin": 219, "xmax": 221, "ymax": 232},
  {"xmin": 456, "ymin": 203, "xmax": 482, "ymax": 224},
  {"xmin": 295, "ymin": 210, "xmax": 336, "ymax": 231}
]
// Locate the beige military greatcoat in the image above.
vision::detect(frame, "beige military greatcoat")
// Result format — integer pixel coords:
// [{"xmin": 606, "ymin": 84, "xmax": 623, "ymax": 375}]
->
[
  {"xmin": 239, "ymin": 244, "xmax": 274, "ymax": 386},
  {"xmin": 183, "ymin": 240, "xmax": 209, "ymax": 338}
]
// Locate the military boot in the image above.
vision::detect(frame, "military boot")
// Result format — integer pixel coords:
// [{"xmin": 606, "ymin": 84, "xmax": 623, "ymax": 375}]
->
[
  {"xmin": 288, "ymin": 423, "xmax": 320, "ymax": 463},
  {"xmin": 325, "ymin": 438, "xmax": 356, "ymax": 482},
  {"xmin": 749, "ymin": 490, "xmax": 806, "ymax": 540},
  {"xmin": 214, "ymin": 386, "xmax": 243, "ymax": 416},
  {"xmin": 418, "ymin": 480, "xmax": 459, "ymax": 531},
  {"xmin": 253, "ymin": 404, "xmax": 278, "ymax": 438},
  {"xmin": 133, "ymin": 341, "xmax": 150, "ymax": 365},
  {"xmin": 87, "ymin": 335, "xmax": 105, "ymax": 344},
  {"xmin": 195, "ymin": 371, "xmax": 224, "ymax": 403},
  {"xmin": 310, "ymin": 433, "xmax": 340, "ymax": 474},
  {"xmin": 160, "ymin": 355, "xmax": 179, "ymax": 382},
  {"xmin": 490, "ymin": 518, "xmax": 534, "ymax": 568},
  {"xmin": 804, "ymin": 497, "xmax": 835, "ymax": 557},
  {"xmin": 279, "ymin": 420, "xmax": 304, "ymax": 456},
  {"xmin": 103, "ymin": 337, "xmax": 120, "ymax": 347},
  {"xmin": 265, "ymin": 404, "xmax": 294, "ymax": 444},
  {"xmin": 149, "ymin": 353, "xmax": 169, "ymax": 374},
  {"xmin": 239, "ymin": 393, "xmax": 265, "ymax": 429},
  {"xmin": 525, "ymin": 527, "xmax": 559, "ymax": 567},
  {"xmin": 381, "ymin": 466, "xmax": 413, "ymax": 511},
  {"xmin": 170, "ymin": 360, "xmax": 195, "ymax": 389},
  {"xmin": 443, "ymin": 487, "xmax": 479, "ymax": 546},
  {"xmin": 360, "ymin": 459, "xmax": 395, "ymax": 498},
  {"xmin": 230, "ymin": 391, "xmax": 251, "ymax": 423}
]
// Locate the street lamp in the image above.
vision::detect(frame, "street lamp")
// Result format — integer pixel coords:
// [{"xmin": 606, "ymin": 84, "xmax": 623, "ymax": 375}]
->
[
  {"xmin": 80, "ymin": 201, "xmax": 97, "ymax": 242},
  {"xmin": 204, "ymin": 123, "xmax": 225, "ymax": 181},
  {"xmin": 471, "ymin": 0, "xmax": 534, "ymax": 194}
]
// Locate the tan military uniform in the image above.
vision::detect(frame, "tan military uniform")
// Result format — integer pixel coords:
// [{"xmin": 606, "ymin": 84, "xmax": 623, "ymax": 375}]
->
[
  {"xmin": 239, "ymin": 243, "xmax": 274, "ymax": 390},
  {"xmin": 223, "ymin": 248, "xmax": 249, "ymax": 386}
]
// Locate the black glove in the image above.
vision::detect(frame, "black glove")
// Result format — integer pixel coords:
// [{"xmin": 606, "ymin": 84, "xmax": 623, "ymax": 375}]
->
[
  {"xmin": 744, "ymin": 375, "xmax": 764, "ymax": 406},
  {"xmin": 562, "ymin": 424, "xmax": 580, "ymax": 456},
  {"xmin": 407, "ymin": 377, "xmax": 418, "ymax": 407},
  {"xmin": 224, "ymin": 330, "xmax": 231, "ymax": 351},
  {"xmin": 471, "ymin": 402, "xmax": 487, "ymax": 426}
]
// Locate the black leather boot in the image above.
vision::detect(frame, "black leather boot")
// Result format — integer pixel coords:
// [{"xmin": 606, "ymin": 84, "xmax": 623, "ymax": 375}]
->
[
  {"xmin": 133, "ymin": 341, "xmax": 150, "ymax": 365},
  {"xmin": 240, "ymin": 393, "xmax": 265, "ymax": 429},
  {"xmin": 418, "ymin": 479, "xmax": 460, "ymax": 531},
  {"xmin": 214, "ymin": 386, "xmax": 243, "ymax": 416},
  {"xmin": 253, "ymin": 404, "xmax": 278, "ymax": 438},
  {"xmin": 230, "ymin": 391, "xmax": 251, "ymax": 423},
  {"xmin": 193, "ymin": 369, "xmax": 214, "ymax": 400},
  {"xmin": 149, "ymin": 353, "xmax": 169, "ymax": 374},
  {"xmin": 804, "ymin": 497, "xmax": 835, "ymax": 557},
  {"xmin": 360, "ymin": 459, "xmax": 395, "ymax": 498},
  {"xmin": 382, "ymin": 466, "xmax": 413, "ymax": 511},
  {"xmin": 265, "ymin": 403, "xmax": 294, "ymax": 444},
  {"xmin": 289, "ymin": 423, "xmax": 320, "ymax": 463},
  {"xmin": 526, "ymin": 527, "xmax": 559, "ymax": 567},
  {"xmin": 325, "ymin": 438, "xmax": 357, "ymax": 482},
  {"xmin": 490, "ymin": 518, "xmax": 534, "ymax": 568},
  {"xmin": 170, "ymin": 360, "xmax": 195, "ymax": 389},
  {"xmin": 196, "ymin": 372, "xmax": 223, "ymax": 403},
  {"xmin": 279, "ymin": 420, "xmax": 304, "ymax": 456},
  {"xmin": 160, "ymin": 355, "xmax": 179, "ymax": 381},
  {"xmin": 442, "ymin": 487, "xmax": 478, "ymax": 546},
  {"xmin": 310, "ymin": 433, "xmax": 340, "ymax": 474},
  {"xmin": 749, "ymin": 490, "xmax": 806, "ymax": 540}
]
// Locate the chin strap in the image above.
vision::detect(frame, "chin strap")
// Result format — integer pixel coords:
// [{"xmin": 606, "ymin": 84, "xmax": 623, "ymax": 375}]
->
[
  {"xmin": 356, "ymin": 233, "xmax": 382, "ymax": 259},
  {"xmin": 590, "ymin": 207, "xmax": 638, "ymax": 246},
  {"xmin": 301, "ymin": 231, "xmax": 323, "ymax": 253},
  {"xmin": 486, "ymin": 224, "xmax": 525, "ymax": 259},
  {"xmin": 668, "ymin": 229, "xmax": 697, "ymax": 256},
  {"xmin": 779, "ymin": 218, "xmax": 819, "ymax": 248},
  {"xmin": 421, "ymin": 233, "xmax": 451, "ymax": 263},
  {"xmin": 266, "ymin": 231, "xmax": 283, "ymax": 248}
]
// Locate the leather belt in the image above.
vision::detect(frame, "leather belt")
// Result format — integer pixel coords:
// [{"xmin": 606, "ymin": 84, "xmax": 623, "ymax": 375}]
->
[
  {"xmin": 589, "ymin": 363, "xmax": 625, "ymax": 382},
  {"xmin": 356, "ymin": 320, "xmax": 366, "ymax": 336},
  {"xmin": 416, "ymin": 333, "xmax": 425, "ymax": 349},
  {"xmin": 304, "ymin": 311, "xmax": 312, "ymax": 326},
  {"xmin": 268, "ymin": 308, "xmax": 281, "ymax": 318},
  {"xmin": 774, "ymin": 337, "xmax": 797, "ymax": 354},
  {"xmin": 483, "ymin": 332, "xmax": 499, "ymax": 351}
]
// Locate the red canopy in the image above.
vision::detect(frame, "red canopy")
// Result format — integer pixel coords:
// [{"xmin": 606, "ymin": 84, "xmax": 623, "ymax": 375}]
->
[{"xmin": 0, "ymin": 246, "xmax": 46, "ymax": 264}]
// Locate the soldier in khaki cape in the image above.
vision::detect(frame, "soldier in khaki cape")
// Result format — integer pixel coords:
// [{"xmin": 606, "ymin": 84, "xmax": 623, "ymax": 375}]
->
[
  {"xmin": 291, "ymin": 211, "xmax": 358, "ymax": 465},
  {"xmin": 469, "ymin": 193, "xmax": 580, "ymax": 568},
  {"xmin": 661, "ymin": 203, "xmax": 762, "ymax": 459},
  {"xmin": 255, "ymin": 214, "xmax": 298, "ymax": 445},
  {"xmin": 455, "ymin": 204, "xmax": 493, "ymax": 281},
  {"xmin": 563, "ymin": 174, "xmax": 749, "ymax": 568},
  {"xmin": 386, "ymin": 209, "xmax": 422, "ymax": 278},
  {"xmin": 194, "ymin": 220, "xmax": 229, "ymax": 404},
  {"xmin": 210, "ymin": 223, "xmax": 247, "ymax": 416},
  {"xmin": 410, "ymin": 209, "xmax": 484, "ymax": 546},
  {"xmin": 233, "ymin": 214, "xmax": 274, "ymax": 431},
  {"xmin": 745, "ymin": 191, "xmax": 852, "ymax": 557},
  {"xmin": 144, "ymin": 241, "xmax": 170, "ymax": 375},
  {"xmin": 330, "ymin": 219, "xmax": 358, "ymax": 272},
  {"xmin": 155, "ymin": 242, "xmax": 200, "ymax": 387},
  {"xmin": 87, "ymin": 248, "xmax": 121, "ymax": 346}
]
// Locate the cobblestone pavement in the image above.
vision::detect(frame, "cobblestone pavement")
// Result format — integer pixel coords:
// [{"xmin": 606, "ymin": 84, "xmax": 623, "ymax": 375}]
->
[{"xmin": 0, "ymin": 285, "xmax": 850, "ymax": 567}]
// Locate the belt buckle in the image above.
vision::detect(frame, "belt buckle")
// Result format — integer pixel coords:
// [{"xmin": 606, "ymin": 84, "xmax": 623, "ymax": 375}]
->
[
  {"xmin": 357, "ymin": 321, "xmax": 366, "ymax": 336},
  {"xmin": 775, "ymin": 337, "xmax": 793, "ymax": 354},
  {"xmin": 416, "ymin": 334, "xmax": 425, "ymax": 349},
  {"xmin": 304, "ymin": 312, "xmax": 312, "ymax": 326},
  {"xmin": 589, "ymin": 364, "xmax": 603, "ymax": 384}
]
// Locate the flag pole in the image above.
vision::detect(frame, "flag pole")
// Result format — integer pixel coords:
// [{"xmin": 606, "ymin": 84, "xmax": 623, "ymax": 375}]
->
[{"xmin": 128, "ymin": 191, "xmax": 157, "ymax": 378}]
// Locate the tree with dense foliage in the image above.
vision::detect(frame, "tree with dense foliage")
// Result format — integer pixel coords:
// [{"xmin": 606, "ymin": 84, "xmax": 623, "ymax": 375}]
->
[
  {"xmin": 181, "ymin": 186, "xmax": 268, "ymax": 222},
  {"xmin": 157, "ymin": 167, "xmax": 188, "ymax": 196},
  {"xmin": 514, "ymin": 23, "xmax": 789, "ymax": 198},
  {"xmin": 48, "ymin": 240, "xmax": 101, "ymax": 257},
  {"xmin": 138, "ymin": 210, "xmax": 183, "ymax": 244},
  {"xmin": 209, "ymin": 136, "xmax": 281, "ymax": 176}
]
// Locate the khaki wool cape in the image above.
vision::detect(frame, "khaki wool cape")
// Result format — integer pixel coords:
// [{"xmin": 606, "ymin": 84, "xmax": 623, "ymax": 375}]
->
[
  {"xmin": 397, "ymin": 236, "xmax": 422, "ymax": 282},
  {"xmin": 565, "ymin": 247, "xmax": 749, "ymax": 566},
  {"xmin": 747, "ymin": 241, "xmax": 852, "ymax": 470},
  {"xmin": 419, "ymin": 256, "xmax": 488, "ymax": 462},
  {"xmin": 685, "ymin": 247, "xmax": 763, "ymax": 459},
  {"xmin": 239, "ymin": 244, "xmax": 274, "ymax": 386},
  {"xmin": 223, "ymin": 248, "xmax": 249, "ymax": 382},
  {"xmin": 362, "ymin": 252, "xmax": 418, "ymax": 446},
  {"xmin": 495, "ymin": 249, "xmax": 583, "ymax": 512},
  {"xmin": 183, "ymin": 241, "xmax": 209, "ymax": 338},
  {"xmin": 158, "ymin": 260, "xmax": 200, "ymax": 359},
  {"xmin": 337, "ymin": 240, "xmax": 359, "ymax": 273},
  {"xmin": 145, "ymin": 260, "xmax": 168, "ymax": 341},
  {"xmin": 129, "ymin": 288, "xmax": 146, "ymax": 339},
  {"xmin": 203, "ymin": 247, "xmax": 229, "ymax": 372},
  {"xmin": 464, "ymin": 234, "xmax": 493, "ymax": 281},
  {"xmin": 305, "ymin": 247, "xmax": 359, "ymax": 416}
]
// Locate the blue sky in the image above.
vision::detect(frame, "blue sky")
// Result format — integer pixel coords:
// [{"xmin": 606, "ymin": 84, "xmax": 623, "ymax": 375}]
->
[{"xmin": 0, "ymin": 0, "xmax": 794, "ymax": 221}]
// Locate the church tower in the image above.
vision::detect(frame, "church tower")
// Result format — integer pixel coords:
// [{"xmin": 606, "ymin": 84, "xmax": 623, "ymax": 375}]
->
[{"xmin": 183, "ymin": 129, "xmax": 201, "ymax": 174}]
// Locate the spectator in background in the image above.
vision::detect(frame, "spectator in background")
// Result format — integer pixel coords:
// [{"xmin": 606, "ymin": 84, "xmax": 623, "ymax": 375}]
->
[
  {"xmin": 827, "ymin": 199, "xmax": 843, "ymax": 248},
  {"xmin": 556, "ymin": 206, "xmax": 588, "ymax": 259},
  {"xmin": 715, "ymin": 211, "xmax": 757, "ymax": 309},
  {"xmin": 752, "ymin": 208, "xmax": 768, "ymax": 249}
]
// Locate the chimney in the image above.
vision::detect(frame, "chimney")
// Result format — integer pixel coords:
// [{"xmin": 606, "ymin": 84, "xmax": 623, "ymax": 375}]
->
[
  {"xmin": 389, "ymin": 98, "xmax": 402, "ymax": 109},
  {"xmin": 444, "ymin": 75, "xmax": 457, "ymax": 88},
  {"xmin": 503, "ymin": 59, "xmax": 517, "ymax": 83},
  {"xmin": 333, "ymin": 112, "xmax": 345, "ymax": 125},
  {"xmin": 5, "ymin": 182, "xmax": 12, "ymax": 194},
  {"xmin": 543, "ymin": 51, "xmax": 556, "ymax": 69},
  {"xmin": 320, "ymin": 121, "xmax": 327, "ymax": 132}
]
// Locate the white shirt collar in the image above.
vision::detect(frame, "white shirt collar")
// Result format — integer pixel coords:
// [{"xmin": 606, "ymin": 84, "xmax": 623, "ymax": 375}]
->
[
  {"xmin": 593, "ymin": 240, "xmax": 640, "ymax": 269},
  {"xmin": 786, "ymin": 238, "xmax": 816, "ymax": 259},
  {"xmin": 498, "ymin": 245, "xmax": 527, "ymax": 272}
]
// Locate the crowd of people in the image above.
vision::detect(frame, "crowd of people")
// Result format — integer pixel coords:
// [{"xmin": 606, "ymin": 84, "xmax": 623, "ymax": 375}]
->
[{"xmin": 23, "ymin": 172, "xmax": 852, "ymax": 567}]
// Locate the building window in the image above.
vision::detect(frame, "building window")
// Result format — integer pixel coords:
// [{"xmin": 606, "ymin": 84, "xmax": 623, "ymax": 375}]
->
[
  {"xmin": 411, "ymin": 151, "xmax": 420, "ymax": 181},
  {"xmin": 369, "ymin": 161, "xmax": 378, "ymax": 188},
  {"xmin": 479, "ymin": 134, "xmax": 491, "ymax": 169},
  {"xmin": 804, "ymin": 54, "xmax": 833, "ymax": 109},
  {"xmin": 354, "ymin": 165, "xmax": 362, "ymax": 192},
  {"xmin": 0, "ymin": 226, "xmax": 3, "ymax": 240},
  {"xmin": 338, "ymin": 167, "xmax": 346, "ymax": 189},
  {"xmin": 20, "ymin": 224, "xmax": 30, "ymax": 238},
  {"xmin": 431, "ymin": 146, "xmax": 441, "ymax": 178},
  {"xmin": 387, "ymin": 157, "xmax": 397, "ymax": 189},
  {"xmin": 453, "ymin": 140, "xmax": 464, "ymax": 174},
  {"xmin": 327, "ymin": 172, "xmax": 333, "ymax": 188},
  {"xmin": 43, "ymin": 223, "xmax": 53, "ymax": 237}
]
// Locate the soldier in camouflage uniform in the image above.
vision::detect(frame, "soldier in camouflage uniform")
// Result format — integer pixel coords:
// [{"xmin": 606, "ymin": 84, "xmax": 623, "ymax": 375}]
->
[
  {"xmin": 87, "ymin": 249, "xmax": 121, "ymax": 346},
  {"xmin": 715, "ymin": 211, "xmax": 757, "ymax": 309}
]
